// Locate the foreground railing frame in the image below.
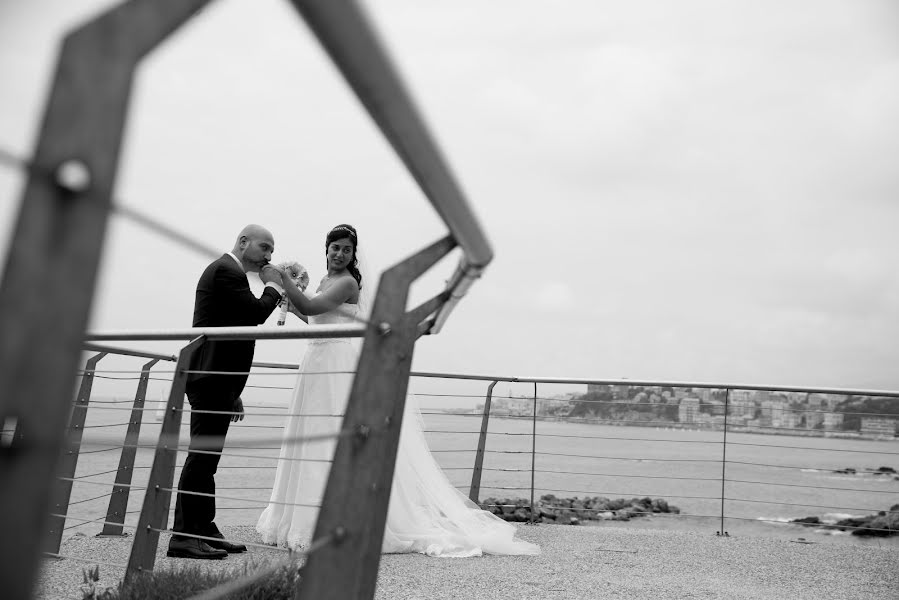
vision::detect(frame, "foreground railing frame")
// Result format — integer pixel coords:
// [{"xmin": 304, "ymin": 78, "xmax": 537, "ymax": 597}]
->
[
  {"xmin": 1, "ymin": 0, "xmax": 492, "ymax": 596},
  {"xmin": 0, "ymin": 3, "xmax": 216, "ymax": 598}
]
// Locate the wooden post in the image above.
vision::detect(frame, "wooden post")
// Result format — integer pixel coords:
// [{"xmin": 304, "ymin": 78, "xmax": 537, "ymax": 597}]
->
[
  {"xmin": 126, "ymin": 338, "xmax": 203, "ymax": 580},
  {"xmin": 44, "ymin": 352, "xmax": 107, "ymax": 553},
  {"xmin": 100, "ymin": 358, "xmax": 159, "ymax": 537},
  {"xmin": 0, "ymin": 2, "xmax": 213, "ymax": 598},
  {"xmin": 469, "ymin": 380, "xmax": 497, "ymax": 503},
  {"xmin": 296, "ymin": 236, "xmax": 456, "ymax": 600}
]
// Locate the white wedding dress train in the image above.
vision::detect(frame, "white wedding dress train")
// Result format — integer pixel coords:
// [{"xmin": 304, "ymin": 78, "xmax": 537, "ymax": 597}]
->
[{"xmin": 255, "ymin": 303, "xmax": 539, "ymax": 557}]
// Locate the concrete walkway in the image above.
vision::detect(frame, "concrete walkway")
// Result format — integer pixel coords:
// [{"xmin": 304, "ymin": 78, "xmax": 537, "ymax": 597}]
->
[{"xmin": 37, "ymin": 524, "xmax": 899, "ymax": 599}]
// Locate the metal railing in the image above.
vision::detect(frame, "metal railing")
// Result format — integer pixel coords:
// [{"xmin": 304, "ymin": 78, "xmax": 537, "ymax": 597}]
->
[
  {"xmin": 47, "ymin": 351, "xmax": 899, "ymax": 543},
  {"xmin": 26, "ymin": 343, "xmax": 896, "ymax": 598},
  {"xmin": 432, "ymin": 375, "xmax": 898, "ymax": 537}
]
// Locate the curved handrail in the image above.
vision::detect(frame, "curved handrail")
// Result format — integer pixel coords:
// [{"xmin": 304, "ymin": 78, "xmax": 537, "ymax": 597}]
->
[{"xmin": 77, "ymin": 342, "xmax": 899, "ymax": 401}]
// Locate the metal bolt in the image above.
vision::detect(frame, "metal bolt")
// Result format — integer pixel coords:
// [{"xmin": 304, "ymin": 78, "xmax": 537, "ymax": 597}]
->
[
  {"xmin": 55, "ymin": 159, "xmax": 91, "ymax": 193},
  {"xmin": 378, "ymin": 322, "xmax": 392, "ymax": 336},
  {"xmin": 333, "ymin": 526, "xmax": 347, "ymax": 543}
]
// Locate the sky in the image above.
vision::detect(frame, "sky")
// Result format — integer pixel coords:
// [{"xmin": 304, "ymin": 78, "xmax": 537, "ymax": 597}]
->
[{"xmin": 1, "ymin": 0, "xmax": 898, "ymax": 403}]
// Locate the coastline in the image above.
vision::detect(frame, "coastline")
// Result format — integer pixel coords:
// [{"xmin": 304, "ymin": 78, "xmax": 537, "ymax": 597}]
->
[{"xmin": 470, "ymin": 411, "xmax": 899, "ymax": 442}]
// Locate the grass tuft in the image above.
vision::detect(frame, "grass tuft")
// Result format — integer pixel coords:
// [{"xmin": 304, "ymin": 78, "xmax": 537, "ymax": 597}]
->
[{"xmin": 81, "ymin": 557, "xmax": 304, "ymax": 600}]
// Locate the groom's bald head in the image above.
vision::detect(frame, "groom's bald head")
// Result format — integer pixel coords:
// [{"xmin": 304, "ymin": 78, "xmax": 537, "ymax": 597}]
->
[{"xmin": 233, "ymin": 224, "xmax": 275, "ymax": 272}]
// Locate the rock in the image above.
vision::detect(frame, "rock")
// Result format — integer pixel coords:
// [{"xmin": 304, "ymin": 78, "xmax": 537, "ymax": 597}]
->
[
  {"xmin": 484, "ymin": 495, "xmax": 681, "ymax": 524},
  {"xmin": 606, "ymin": 498, "xmax": 630, "ymax": 511},
  {"xmin": 592, "ymin": 497, "xmax": 612, "ymax": 511},
  {"xmin": 790, "ymin": 516, "xmax": 821, "ymax": 526},
  {"xmin": 833, "ymin": 467, "xmax": 857, "ymax": 474},
  {"xmin": 538, "ymin": 506, "xmax": 556, "ymax": 519},
  {"xmin": 871, "ymin": 466, "xmax": 897, "ymax": 476},
  {"xmin": 834, "ymin": 517, "xmax": 870, "ymax": 531},
  {"xmin": 852, "ymin": 510, "xmax": 899, "ymax": 537},
  {"xmin": 512, "ymin": 508, "xmax": 530, "ymax": 522}
]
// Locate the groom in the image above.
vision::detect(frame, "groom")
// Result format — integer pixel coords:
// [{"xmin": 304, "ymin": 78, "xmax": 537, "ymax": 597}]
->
[{"xmin": 167, "ymin": 224, "xmax": 285, "ymax": 560}]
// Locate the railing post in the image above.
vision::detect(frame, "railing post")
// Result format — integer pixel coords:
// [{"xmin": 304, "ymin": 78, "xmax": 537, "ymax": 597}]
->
[
  {"xmin": 125, "ymin": 338, "xmax": 203, "ymax": 581},
  {"xmin": 296, "ymin": 236, "xmax": 456, "ymax": 600},
  {"xmin": 44, "ymin": 352, "xmax": 107, "ymax": 553},
  {"xmin": 529, "ymin": 382, "xmax": 537, "ymax": 524},
  {"xmin": 100, "ymin": 358, "xmax": 158, "ymax": 537},
  {"xmin": 468, "ymin": 381, "xmax": 497, "ymax": 503},
  {"xmin": 717, "ymin": 388, "xmax": 730, "ymax": 537}
]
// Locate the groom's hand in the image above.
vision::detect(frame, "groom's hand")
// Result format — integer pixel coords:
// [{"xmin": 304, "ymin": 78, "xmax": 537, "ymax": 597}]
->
[
  {"xmin": 231, "ymin": 396, "xmax": 245, "ymax": 422},
  {"xmin": 260, "ymin": 265, "xmax": 284, "ymax": 286}
]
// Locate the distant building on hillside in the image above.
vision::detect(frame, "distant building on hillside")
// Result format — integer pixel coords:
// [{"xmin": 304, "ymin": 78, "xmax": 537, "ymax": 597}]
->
[
  {"xmin": 678, "ymin": 397, "xmax": 701, "ymax": 423},
  {"xmin": 822, "ymin": 412, "xmax": 844, "ymax": 431},
  {"xmin": 860, "ymin": 418, "xmax": 897, "ymax": 437},
  {"xmin": 803, "ymin": 408, "xmax": 824, "ymax": 430},
  {"xmin": 730, "ymin": 399, "xmax": 755, "ymax": 419},
  {"xmin": 705, "ymin": 399, "xmax": 725, "ymax": 416}
]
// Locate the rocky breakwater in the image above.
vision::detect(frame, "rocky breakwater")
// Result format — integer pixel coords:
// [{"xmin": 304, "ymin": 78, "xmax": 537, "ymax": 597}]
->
[
  {"xmin": 832, "ymin": 465, "xmax": 899, "ymax": 480},
  {"xmin": 479, "ymin": 494, "xmax": 680, "ymax": 525},
  {"xmin": 791, "ymin": 503, "xmax": 899, "ymax": 537}
]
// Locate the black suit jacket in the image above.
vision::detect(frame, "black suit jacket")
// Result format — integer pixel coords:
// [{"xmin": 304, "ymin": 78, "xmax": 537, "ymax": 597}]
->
[{"xmin": 186, "ymin": 254, "xmax": 282, "ymax": 396}]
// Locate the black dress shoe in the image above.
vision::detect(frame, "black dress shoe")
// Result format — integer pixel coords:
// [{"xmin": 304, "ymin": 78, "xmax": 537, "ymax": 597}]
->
[
  {"xmin": 206, "ymin": 532, "xmax": 247, "ymax": 553},
  {"xmin": 167, "ymin": 537, "xmax": 227, "ymax": 560}
]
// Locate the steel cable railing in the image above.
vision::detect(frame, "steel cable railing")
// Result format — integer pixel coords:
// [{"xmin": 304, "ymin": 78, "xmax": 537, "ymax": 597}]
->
[
  {"xmin": 40, "ymin": 352, "xmax": 899, "ymax": 594},
  {"xmin": 36, "ymin": 342, "xmax": 899, "ymax": 583},
  {"xmin": 406, "ymin": 374, "xmax": 899, "ymax": 540},
  {"xmin": 49, "ymin": 359, "xmax": 358, "ymax": 578}
]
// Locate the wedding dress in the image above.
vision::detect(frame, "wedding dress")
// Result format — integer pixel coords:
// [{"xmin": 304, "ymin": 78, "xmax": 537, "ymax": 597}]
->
[{"xmin": 256, "ymin": 302, "xmax": 539, "ymax": 557}]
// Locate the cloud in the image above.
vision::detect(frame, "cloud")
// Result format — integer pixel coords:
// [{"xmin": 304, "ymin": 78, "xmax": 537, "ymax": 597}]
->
[{"xmin": 533, "ymin": 282, "xmax": 575, "ymax": 311}]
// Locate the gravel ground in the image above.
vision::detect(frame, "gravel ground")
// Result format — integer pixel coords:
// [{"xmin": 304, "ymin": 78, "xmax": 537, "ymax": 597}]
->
[{"xmin": 35, "ymin": 524, "xmax": 899, "ymax": 600}]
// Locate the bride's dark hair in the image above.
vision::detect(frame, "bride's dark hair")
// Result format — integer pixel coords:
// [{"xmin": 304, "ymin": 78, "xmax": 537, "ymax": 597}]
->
[{"xmin": 325, "ymin": 224, "xmax": 362, "ymax": 290}]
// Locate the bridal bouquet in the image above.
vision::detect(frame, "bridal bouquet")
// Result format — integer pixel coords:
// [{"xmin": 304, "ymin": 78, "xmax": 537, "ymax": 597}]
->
[{"xmin": 276, "ymin": 261, "xmax": 309, "ymax": 325}]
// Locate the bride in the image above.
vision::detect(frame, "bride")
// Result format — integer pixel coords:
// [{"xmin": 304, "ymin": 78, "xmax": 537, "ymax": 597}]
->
[{"xmin": 256, "ymin": 224, "xmax": 539, "ymax": 557}]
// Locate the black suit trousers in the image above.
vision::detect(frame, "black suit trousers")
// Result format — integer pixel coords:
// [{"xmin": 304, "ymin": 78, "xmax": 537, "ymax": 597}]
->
[{"xmin": 172, "ymin": 378, "xmax": 240, "ymax": 539}]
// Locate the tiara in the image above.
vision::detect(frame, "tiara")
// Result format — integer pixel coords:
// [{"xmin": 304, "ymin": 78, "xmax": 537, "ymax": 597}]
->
[{"xmin": 330, "ymin": 225, "xmax": 357, "ymax": 238}]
